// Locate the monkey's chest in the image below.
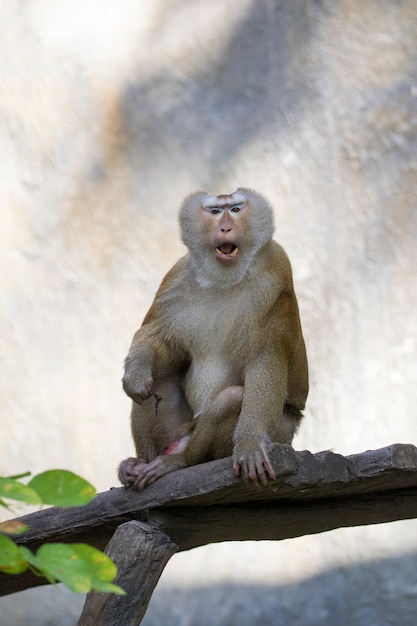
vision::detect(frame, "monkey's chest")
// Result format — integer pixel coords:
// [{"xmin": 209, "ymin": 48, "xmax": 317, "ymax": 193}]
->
[
  {"xmin": 167, "ymin": 297, "xmax": 265, "ymax": 413},
  {"xmin": 167, "ymin": 296, "xmax": 262, "ymax": 374},
  {"xmin": 182, "ymin": 313, "xmax": 247, "ymax": 412},
  {"xmin": 179, "ymin": 301, "xmax": 253, "ymax": 350}
]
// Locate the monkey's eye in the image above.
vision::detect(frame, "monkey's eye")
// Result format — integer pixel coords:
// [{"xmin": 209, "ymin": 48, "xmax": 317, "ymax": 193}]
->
[
  {"xmin": 209, "ymin": 208, "xmax": 222, "ymax": 215},
  {"xmin": 230, "ymin": 206, "xmax": 241, "ymax": 213}
]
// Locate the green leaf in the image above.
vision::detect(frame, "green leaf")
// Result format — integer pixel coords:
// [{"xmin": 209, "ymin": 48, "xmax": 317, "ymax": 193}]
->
[
  {"xmin": 28, "ymin": 470, "xmax": 96, "ymax": 507},
  {"xmin": 36, "ymin": 544, "xmax": 91, "ymax": 592},
  {"xmin": 18, "ymin": 546, "xmax": 38, "ymax": 568},
  {"xmin": 0, "ymin": 535, "xmax": 28, "ymax": 574},
  {"xmin": 92, "ymin": 581, "xmax": 126, "ymax": 595},
  {"xmin": 71, "ymin": 544, "xmax": 125, "ymax": 595},
  {"xmin": 17, "ymin": 546, "xmax": 57, "ymax": 585},
  {"xmin": 0, "ymin": 477, "xmax": 42, "ymax": 505},
  {"xmin": 35, "ymin": 543, "xmax": 125, "ymax": 594}
]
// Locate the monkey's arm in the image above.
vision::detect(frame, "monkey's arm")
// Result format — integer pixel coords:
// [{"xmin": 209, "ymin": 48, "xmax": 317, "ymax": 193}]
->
[
  {"xmin": 287, "ymin": 331, "xmax": 309, "ymax": 410},
  {"xmin": 122, "ymin": 325, "xmax": 160, "ymax": 404},
  {"xmin": 122, "ymin": 260, "xmax": 188, "ymax": 404}
]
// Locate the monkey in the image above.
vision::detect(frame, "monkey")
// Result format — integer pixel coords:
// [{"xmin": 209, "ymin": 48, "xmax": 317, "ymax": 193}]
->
[{"xmin": 119, "ymin": 188, "xmax": 308, "ymax": 489}]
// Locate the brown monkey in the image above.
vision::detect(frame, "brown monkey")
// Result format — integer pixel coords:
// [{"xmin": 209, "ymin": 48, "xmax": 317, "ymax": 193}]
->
[{"xmin": 119, "ymin": 189, "xmax": 308, "ymax": 489}]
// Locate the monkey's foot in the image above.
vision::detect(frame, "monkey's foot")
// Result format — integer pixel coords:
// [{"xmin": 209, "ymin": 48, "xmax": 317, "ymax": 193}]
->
[
  {"xmin": 232, "ymin": 439, "xmax": 276, "ymax": 488},
  {"xmin": 118, "ymin": 457, "xmax": 148, "ymax": 486},
  {"xmin": 128, "ymin": 454, "xmax": 187, "ymax": 490}
]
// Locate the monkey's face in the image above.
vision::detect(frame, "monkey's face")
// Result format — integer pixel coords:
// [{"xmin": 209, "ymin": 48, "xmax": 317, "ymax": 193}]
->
[
  {"xmin": 179, "ymin": 188, "xmax": 275, "ymax": 287},
  {"xmin": 201, "ymin": 192, "xmax": 247, "ymax": 266}
]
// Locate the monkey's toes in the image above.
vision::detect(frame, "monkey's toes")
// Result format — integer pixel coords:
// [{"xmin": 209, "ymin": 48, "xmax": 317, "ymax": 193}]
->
[{"xmin": 118, "ymin": 457, "xmax": 147, "ymax": 485}]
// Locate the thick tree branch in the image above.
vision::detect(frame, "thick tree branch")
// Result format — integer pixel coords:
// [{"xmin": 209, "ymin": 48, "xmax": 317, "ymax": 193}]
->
[{"xmin": 1, "ymin": 443, "xmax": 417, "ymax": 597}]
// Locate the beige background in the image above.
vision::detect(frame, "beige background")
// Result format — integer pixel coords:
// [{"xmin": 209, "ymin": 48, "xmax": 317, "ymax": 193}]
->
[{"xmin": 1, "ymin": 1, "xmax": 417, "ymax": 624}]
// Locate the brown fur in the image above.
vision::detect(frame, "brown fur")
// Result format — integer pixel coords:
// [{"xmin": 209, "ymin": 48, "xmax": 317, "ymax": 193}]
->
[{"xmin": 119, "ymin": 189, "xmax": 308, "ymax": 488}]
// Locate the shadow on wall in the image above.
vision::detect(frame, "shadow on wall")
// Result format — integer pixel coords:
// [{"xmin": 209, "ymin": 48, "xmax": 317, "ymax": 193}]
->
[
  {"xmin": 120, "ymin": 2, "xmax": 315, "ymax": 196},
  {"xmin": 143, "ymin": 550, "xmax": 417, "ymax": 626}
]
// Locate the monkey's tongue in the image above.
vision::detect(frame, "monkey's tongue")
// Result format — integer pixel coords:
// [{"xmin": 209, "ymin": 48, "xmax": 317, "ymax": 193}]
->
[{"xmin": 216, "ymin": 244, "xmax": 239, "ymax": 257}]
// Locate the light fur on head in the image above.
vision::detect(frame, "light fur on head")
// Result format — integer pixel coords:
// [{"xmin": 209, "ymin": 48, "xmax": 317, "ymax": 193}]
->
[{"xmin": 179, "ymin": 188, "xmax": 275, "ymax": 289}]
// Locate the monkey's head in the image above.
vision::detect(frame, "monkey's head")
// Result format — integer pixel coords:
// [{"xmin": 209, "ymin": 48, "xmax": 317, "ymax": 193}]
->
[{"xmin": 179, "ymin": 188, "xmax": 275, "ymax": 288}]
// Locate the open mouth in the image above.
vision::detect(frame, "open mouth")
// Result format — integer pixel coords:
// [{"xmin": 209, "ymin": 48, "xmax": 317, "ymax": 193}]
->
[{"xmin": 215, "ymin": 243, "xmax": 239, "ymax": 259}]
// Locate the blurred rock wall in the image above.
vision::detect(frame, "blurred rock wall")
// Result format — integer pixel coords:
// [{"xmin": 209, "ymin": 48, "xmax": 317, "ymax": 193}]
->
[{"xmin": 1, "ymin": 1, "xmax": 416, "ymax": 624}]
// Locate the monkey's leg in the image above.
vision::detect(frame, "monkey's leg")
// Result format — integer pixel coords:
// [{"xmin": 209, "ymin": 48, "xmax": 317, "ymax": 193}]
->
[
  {"xmin": 184, "ymin": 385, "xmax": 244, "ymax": 465},
  {"xmin": 129, "ymin": 386, "xmax": 243, "ymax": 490},
  {"xmin": 119, "ymin": 375, "xmax": 194, "ymax": 488},
  {"xmin": 118, "ymin": 401, "xmax": 162, "ymax": 487}
]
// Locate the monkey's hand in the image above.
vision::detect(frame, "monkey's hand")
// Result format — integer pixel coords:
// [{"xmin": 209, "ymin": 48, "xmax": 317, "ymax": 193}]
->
[
  {"xmin": 122, "ymin": 363, "xmax": 154, "ymax": 404},
  {"xmin": 118, "ymin": 457, "xmax": 148, "ymax": 486},
  {"xmin": 232, "ymin": 436, "xmax": 276, "ymax": 488}
]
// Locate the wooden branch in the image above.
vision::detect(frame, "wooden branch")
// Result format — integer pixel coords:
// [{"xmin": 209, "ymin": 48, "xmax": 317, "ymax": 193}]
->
[
  {"xmin": 1, "ymin": 443, "xmax": 417, "ymax": 597},
  {"xmin": 77, "ymin": 521, "xmax": 177, "ymax": 626}
]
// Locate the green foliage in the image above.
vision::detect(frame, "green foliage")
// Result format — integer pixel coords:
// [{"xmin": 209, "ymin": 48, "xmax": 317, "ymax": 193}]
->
[
  {"xmin": 27, "ymin": 470, "xmax": 96, "ymax": 507},
  {"xmin": 0, "ymin": 535, "xmax": 28, "ymax": 574},
  {"xmin": 0, "ymin": 477, "xmax": 41, "ymax": 507},
  {"xmin": 0, "ymin": 470, "xmax": 125, "ymax": 595},
  {"xmin": 19, "ymin": 544, "xmax": 124, "ymax": 594}
]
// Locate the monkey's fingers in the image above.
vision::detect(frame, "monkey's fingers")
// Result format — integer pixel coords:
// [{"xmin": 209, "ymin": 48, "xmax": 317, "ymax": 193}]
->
[
  {"xmin": 118, "ymin": 457, "xmax": 137, "ymax": 484},
  {"xmin": 132, "ymin": 454, "xmax": 188, "ymax": 490},
  {"xmin": 134, "ymin": 473, "xmax": 155, "ymax": 490},
  {"xmin": 132, "ymin": 470, "xmax": 152, "ymax": 490},
  {"xmin": 251, "ymin": 451, "xmax": 270, "ymax": 487},
  {"xmin": 233, "ymin": 447, "xmax": 275, "ymax": 487},
  {"xmin": 233, "ymin": 457, "xmax": 252, "ymax": 483},
  {"xmin": 233, "ymin": 459, "xmax": 241, "ymax": 478},
  {"xmin": 233, "ymin": 454, "xmax": 261, "ymax": 488},
  {"xmin": 259, "ymin": 442, "xmax": 276, "ymax": 481},
  {"xmin": 131, "ymin": 457, "xmax": 167, "ymax": 490}
]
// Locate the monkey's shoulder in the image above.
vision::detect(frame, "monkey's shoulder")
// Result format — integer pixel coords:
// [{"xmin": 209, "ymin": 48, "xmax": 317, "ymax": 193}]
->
[
  {"xmin": 157, "ymin": 256, "xmax": 189, "ymax": 293},
  {"xmin": 268, "ymin": 239, "xmax": 292, "ymax": 267},
  {"xmin": 140, "ymin": 257, "xmax": 188, "ymax": 326},
  {"xmin": 260, "ymin": 240, "xmax": 294, "ymax": 291}
]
